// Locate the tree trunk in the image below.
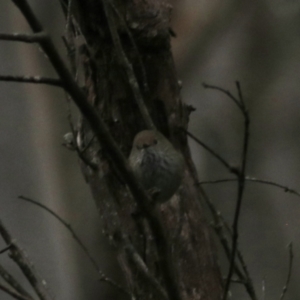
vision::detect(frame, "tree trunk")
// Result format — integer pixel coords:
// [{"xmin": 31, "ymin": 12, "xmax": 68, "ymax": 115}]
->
[{"xmin": 66, "ymin": 0, "xmax": 223, "ymax": 299}]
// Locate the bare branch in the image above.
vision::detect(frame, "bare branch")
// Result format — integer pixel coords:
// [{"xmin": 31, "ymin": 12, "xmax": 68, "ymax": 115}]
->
[
  {"xmin": 203, "ymin": 82, "xmax": 242, "ymax": 110},
  {"xmin": 18, "ymin": 195, "xmax": 129, "ymax": 297},
  {"xmin": 181, "ymin": 128, "xmax": 237, "ymax": 174},
  {"xmin": 220, "ymin": 82, "xmax": 250, "ymax": 300},
  {"xmin": 0, "ymin": 219, "xmax": 51, "ymax": 300},
  {"xmin": 187, "ymin": 82, "xmax": 254, "ymax": 299},
  {"xmin": 0, "ymin": 263, "xmax": 33, "ymax": 299},
  {"xmin": 75, "ymin": 146, "xmax": 98, "ymax": 170},
  {"xmin": 202, "ymin": 183, "xmax": 256, "ymax": 298},
  {"xmin": 0, "ymin": 75, "xmax": 63, "ymax": 87},
  {"xmin": 235, "ymin": 246, "xmax": 254, "ymax": 296},
  {"xmin": 200, "ymin": 177, "xmax": 300, "ymax": 198},
  {"xmin": 280, "ymin": 243, "xmax": 293, "ymax": 300},
  {"xmin": 62, "ymin": 132, "xmax": 98, "ymax": 170},
  {"xmin": 0, "ymin": 283, "xmax": 32, "ymax": 300},
  {"xmin": 198, "ymin": 187, "xmax": 258, "ymax": 300},
  {"xmin": 119, "ymin": 234, "xmax": 168, "ymax": 300},
  {"xmin": 0, "ymin": 32, "xmax": 47, "ymax": 43},
  {"xmin": 0, "ymin": 245, "xmax": 12, "ymax": 254}
]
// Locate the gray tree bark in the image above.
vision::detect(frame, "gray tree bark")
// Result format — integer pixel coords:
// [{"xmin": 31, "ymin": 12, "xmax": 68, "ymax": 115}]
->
[{"xmin": 65, "ymin": 0, "xmax": 223, "ymax": 299}]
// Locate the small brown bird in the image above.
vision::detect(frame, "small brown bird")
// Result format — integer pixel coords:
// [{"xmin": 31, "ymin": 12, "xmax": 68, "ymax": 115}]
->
[{"xmin": 129, "ymin": 130, "xmax": 184, "ymax": 203}]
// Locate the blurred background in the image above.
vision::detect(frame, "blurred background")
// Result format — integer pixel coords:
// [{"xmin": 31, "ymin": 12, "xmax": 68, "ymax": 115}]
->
[{"xmin": 0, "ymin": 0, "xmax": 300, "ymax": 299}]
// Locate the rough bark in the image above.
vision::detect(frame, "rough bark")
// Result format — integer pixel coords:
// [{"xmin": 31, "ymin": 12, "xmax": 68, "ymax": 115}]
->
[{"xmin": 65, "ymin": 0, "xmax": 223, "ymax": 299}]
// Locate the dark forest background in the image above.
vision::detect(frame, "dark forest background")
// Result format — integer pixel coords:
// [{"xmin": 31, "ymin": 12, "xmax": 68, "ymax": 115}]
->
[{"xmin": 1, "ymin": 1, "xmax": 300, "ymax": 299}]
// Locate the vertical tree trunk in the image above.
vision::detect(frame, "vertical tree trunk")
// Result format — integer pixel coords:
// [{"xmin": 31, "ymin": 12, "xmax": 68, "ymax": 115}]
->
[{"xmin": 67, "ymin": 0, "xmax": 223, "ymax": 299}]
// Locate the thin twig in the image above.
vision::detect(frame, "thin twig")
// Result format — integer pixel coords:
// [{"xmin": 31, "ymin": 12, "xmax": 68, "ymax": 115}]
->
[
  {"xmin": 198, "ymin": 187, "xmax": 258, "ymax": 300},
  {"xmin": 235, "ymin": 247, "xmax": 254, "ymax": 295},
  {"xmin": 0, "ymin": 219, "xmax": 51, "ymax": 300},
  {"xmin": 181, "ymin": 128, "xmax": 237, "ymax": 174},
  {"xmin": 0, "ymin": 283, "xmax": 32, "ymax": 300},
  {"xmin": 62, "ymin": 132, "xmax": 98, "ymax": 170},
  {"xmin": 236, "ymin": 82, "xmax": 244, "ymax": 106},
  {"xmin": 193, "ymin": 82, "xmax": 256, "ymax": 299},
  {"xmin": 228, "ymin": 278, "xmax": 246, "ymax": 284},
  {"xmin": 73, "ymin": 133, "xmax": 98, "ymax": 170},
  {"xmin": 120, "ymin": 234, "xmax": 168, "ymax": 300},
  {"xmin": 199, "ymin": 177, "xmax": 300, "ymax": 198},
  {"xmin": 0, "ymin": 263, "xmax": 33, "ymax": 299},
  {"xmin": 208, "ymin": 197, "xmax": 255, "ymax": 297},
  {"xmin": 0, "ymin": 75, "xmax": 63, "ymax": 87},
  {"xmin": 81, "ymin": 135, "xmax": 96, "ymax": 154},
  {"xmin": 0, "ymin": 32, "xmax": 47, "ymax": 43},
  {"xmin": 18, "ymin": 195, "xmax": 129, "ymax": 297},
  {"xmin": 102, "ymin": 0, "xmax": 155, "ymax": 130},
  {"xmin": 75, "ymin": 146, "xmax": 98, "ymax": 170},
  {"xmin": 280, "ymin": 243, "xmax": 293, "ymax": 300},
  {"xmin": 0, "ymin": 245, "xmax": 12, "ymax": 254},
  {"xmin": 220, "ymin": 82, "xmax": 250, "ymax": 300},
  {"xmin": 203, "ymin": 82, "xmax": 242, "ymax": 110},
  {"xmin": 204, "ymin": 195, "xmax": 245, "ymax": 280},
  {"xmin": 203, "ymin": 188, "xmax": 253, "ymax": 285}
]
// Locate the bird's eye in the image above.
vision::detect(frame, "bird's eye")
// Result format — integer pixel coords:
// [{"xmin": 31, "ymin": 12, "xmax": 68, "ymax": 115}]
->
[{"xmin": 153, "ymin": 139, "xmax": 158, "ymax": 145}]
